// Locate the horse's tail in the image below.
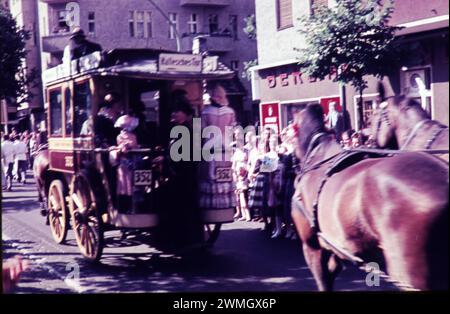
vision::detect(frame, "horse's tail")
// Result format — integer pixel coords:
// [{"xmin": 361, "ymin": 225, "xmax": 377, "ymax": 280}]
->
[{"xmin": 426, "ymin": 201, "xmax": 449, "ymax": 290}]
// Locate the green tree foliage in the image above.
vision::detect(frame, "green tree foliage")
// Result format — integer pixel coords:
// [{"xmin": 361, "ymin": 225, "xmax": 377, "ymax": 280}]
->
[
  {"xmin": 296, "ymin": 0, "xmax": 400, "ymax": 128},
  {"xmin": 0, "ymin": 4, "xmax": 32, "ymax": 104},
  {"xmin": 242, "ymin": 14, "xmax": 257, "ymax": 81}
]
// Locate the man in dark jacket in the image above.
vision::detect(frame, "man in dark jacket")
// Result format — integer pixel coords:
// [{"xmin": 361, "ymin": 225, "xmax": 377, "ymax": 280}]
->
[{"xmin": 63, "ymin": 28, "xmax": 102, "ymax": 62}]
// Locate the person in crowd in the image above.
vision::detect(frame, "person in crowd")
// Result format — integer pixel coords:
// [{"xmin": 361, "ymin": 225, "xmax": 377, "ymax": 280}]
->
[
  {"xmin": 248, "ymin": 127, "xmax": 275, "ymax": 232},
  {"xmin": 198, "ymin": 84, "xmax": 237, "ymax": 222},
  {"xmin": 231, "ymin": 128, "xmax": 251, "ymax": 221},
  {"xmin": 13, "ymin": 134, "xmax": 28, "ymax": 184},
  {"xmin": 351, "ymin": 132, "xmax": 362, "ymax": 148},
  {"xmin": 63, "ymin": 28, "xmax": 102, "ymax": 63},
  {"xmin": 28, "ymin": 132, "xmax": 38, "ymax": 168},
  {"xmin": 278, "ymin": 125, "xmax": 299, "ymax": 240},
  {"xmin": 2, "ymin": 134, "xmax": 15, "ymax": 191},
  {"xmin": 244, "ymin": 132, "xmax": 259, "ymax": 221},
  {"xmin": 340, "ymin": 129, "xmax": 353, "ymax": 149},
  {"xmin": 325, "ymin": 101, "xmax": 345, "ymax": 141},
  {"xmin": 94, "ymin": 93, "xmax": 123, "ymax": 147},
  {"xmin": 129, "ymin": 100, "xmax": 151, "ymax": 148},
  {"xmin": 109, "ymin": 114, "xmax": 139, "ymax": 213},
  {"xmin": 267, "ymin": 134, "xmax": 284, "ymax": 238},
  {"xmin": 163, "ymin": 91, "xmax": 203, "ymax": 249}
]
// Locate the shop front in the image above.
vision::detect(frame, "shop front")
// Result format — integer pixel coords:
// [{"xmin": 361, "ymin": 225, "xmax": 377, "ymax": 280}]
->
[{"xmin": 253, "ymin": 61, "xmax": 345, "ymax": 133}]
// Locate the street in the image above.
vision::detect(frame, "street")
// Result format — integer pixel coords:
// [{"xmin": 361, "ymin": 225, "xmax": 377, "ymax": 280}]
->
[{"xmin": 1, "ymin": 171, "xmax": 397, "ymax": 293}]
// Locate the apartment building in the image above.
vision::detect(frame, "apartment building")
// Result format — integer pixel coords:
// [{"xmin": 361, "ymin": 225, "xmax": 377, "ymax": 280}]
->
[
  {"xmin": 2, "ymin": 0, "xmax": 43, "ymax": 132},
  {"xmin": 37, "ymin": 0, "xmax": 257, "ymax": 123},
  {"xmin": 252, "ymin": 0, "xmax": 449, "ymax": 131}
]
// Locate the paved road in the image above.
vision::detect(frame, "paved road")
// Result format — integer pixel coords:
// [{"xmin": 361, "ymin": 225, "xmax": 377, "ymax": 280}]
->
[{"xmin": 2, "ymin": 171, "xmax": 397, "ymax": 293}]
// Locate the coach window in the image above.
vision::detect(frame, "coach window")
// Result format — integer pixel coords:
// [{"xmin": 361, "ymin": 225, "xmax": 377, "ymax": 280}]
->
[
  {"xmin": 74, "ymin": 81, "xmax": 92, "ymax": 137},
  {"xmin": 49, "ymin": 88, "xmax": 63, "ymax": 136},
  {"xmin": 64, "ymin": 87, "xmax": 73, "ymax": 136}
]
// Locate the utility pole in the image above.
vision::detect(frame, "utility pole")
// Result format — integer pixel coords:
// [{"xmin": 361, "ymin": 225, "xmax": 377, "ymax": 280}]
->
[{"xmin": 147, "ymin": 0, "xmax": 181, "ymax": 52}]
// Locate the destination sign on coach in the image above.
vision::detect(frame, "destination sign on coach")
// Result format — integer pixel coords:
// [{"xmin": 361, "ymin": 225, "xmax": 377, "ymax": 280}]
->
[{"xmin": 159, "ymin": 53, "xmax": 202, "ymax": 73}]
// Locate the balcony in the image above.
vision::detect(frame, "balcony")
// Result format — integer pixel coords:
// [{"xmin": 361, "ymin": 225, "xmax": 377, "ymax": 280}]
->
[
  {"xmin": 42, "ymin": 32, "xmax": 71, "ymax": 53},
  {"xmin": 180, "ymin": 0, "xmax": 230, "ymax": 7},
  {"xmin": 181, "ymin": 33, "xmax": 233, "ymax": 53}
]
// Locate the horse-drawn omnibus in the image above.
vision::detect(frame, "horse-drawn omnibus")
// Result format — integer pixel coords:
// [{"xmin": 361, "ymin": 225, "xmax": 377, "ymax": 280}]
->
[{"xmin": 35, "ymin": 49, "xmax": 235, "ymax": 261}]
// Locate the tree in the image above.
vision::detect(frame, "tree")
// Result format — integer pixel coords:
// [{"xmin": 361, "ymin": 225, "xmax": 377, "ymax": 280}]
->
[
  {"xmin": 0, "ymin": 5, "xmax": 33, "ymax": 105},
  {"xmin": 242, "ymin": 14, "xmax": 257, "ymax": 82},
  {"xmin": 296, "ymin": 0, "xmax": 400, "ymax": 129}
]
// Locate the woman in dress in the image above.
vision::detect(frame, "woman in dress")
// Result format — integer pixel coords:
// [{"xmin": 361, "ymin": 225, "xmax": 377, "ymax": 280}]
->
[{"xmin": 198, "ymin": 84, "xmax": 237, "ymax": 224}]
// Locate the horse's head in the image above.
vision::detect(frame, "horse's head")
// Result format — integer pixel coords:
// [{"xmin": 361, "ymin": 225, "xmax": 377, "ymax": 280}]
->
[
  {"xmin": 369, "ymin": 99, "xmax": 399, "ymax": 149},
  {"xmin": 295, "ymin": 103, "xmax": 328, "ymax": 160}
]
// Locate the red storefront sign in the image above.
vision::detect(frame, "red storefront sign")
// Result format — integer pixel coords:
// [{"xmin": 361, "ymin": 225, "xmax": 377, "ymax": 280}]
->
[
  {"xmin": 320, "ymin": 96, "xmax": 341, "ymax": 115},
  {"xmin": 260, "ymin": 102, "xmax": 280, "ymax": 133}
]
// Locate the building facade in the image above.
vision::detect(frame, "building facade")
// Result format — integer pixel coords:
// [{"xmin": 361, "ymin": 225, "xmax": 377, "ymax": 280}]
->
[
  {"xmin": 252, "ymin": 0, "xmax": 449, "ymax": 132},
  {"xmin": 37, "ymin": 0, "xmax": 257, "ymax": 123},
  {"xmin": 1, "ymin": 0, "xmax": 43, "ymax": 132}
]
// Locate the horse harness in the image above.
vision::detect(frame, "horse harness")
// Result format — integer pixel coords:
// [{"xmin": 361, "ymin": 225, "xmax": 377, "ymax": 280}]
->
[
  {"xmin": 293, "ymin": 140, "xmax": 421, "ymax": 290},
  {"xmin": 294, "ymin": 137, "xmax": 386, "ymax": 233}
]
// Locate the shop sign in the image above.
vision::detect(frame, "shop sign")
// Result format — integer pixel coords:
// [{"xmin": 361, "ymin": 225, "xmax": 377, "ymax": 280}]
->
[
  {"xmin": 266, "ymin": 68, "xmax": 337, "ymax": 88},
  {"xmin": 260, "ymin": 102, "xmax": 280, "ymax": 133}
]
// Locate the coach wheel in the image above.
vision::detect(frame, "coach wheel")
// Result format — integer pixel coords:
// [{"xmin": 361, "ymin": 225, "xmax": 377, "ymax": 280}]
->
[
  {"xmin": 48, "ymin": 180, "xmax": 69, "ymax": 244},
  {"xmin": 204, "ymin": 223, "xmax": 221, "ymax": 245},
  {"xmin": 69, "ymin": 175, "xmax": 104, "ymax": 262}
]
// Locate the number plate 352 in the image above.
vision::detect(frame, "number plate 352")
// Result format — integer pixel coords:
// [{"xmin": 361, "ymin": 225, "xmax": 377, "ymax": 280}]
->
[{"xmin": 134, "ymin": 170, "xmax": 152, "ymax": 186}]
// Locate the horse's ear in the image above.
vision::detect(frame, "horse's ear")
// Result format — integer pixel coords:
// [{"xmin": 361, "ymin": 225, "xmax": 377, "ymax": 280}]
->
[{"xmin": 377, "ymin": 81, "xmax": 386, "ymax": 102}]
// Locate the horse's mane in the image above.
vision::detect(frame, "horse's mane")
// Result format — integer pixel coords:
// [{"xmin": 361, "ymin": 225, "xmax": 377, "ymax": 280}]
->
[
  {"xmin": 298, "ymin": 104, "xmax": 328, "ymax": 158},
  {"xmin": 396, "ymin": 96, "xmax": 430, "ymax": 120}
]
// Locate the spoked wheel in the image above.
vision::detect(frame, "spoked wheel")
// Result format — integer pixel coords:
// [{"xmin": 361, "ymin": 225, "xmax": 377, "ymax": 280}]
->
[
  {"xmin": 69, "ymin": 175, "xmax": 104, "ymax": 262},
  {"xmin": 48, "ymin": 180, "xmax": 69, "ymax": 244},
  {"xmin": 204, "ymin": 223, "xmax": 222, "ymax": 246}
]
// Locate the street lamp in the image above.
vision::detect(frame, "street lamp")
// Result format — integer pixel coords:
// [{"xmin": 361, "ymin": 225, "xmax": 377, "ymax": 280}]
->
[{"xmin": 146, "ymin": 0, "xmax": 181, "ymax": 52}]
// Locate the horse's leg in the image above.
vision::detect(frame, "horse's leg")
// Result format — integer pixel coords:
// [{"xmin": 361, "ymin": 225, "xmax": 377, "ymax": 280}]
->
[
  {"xmin": 292, "ymin": 208, "xmax": 336, "ymax": 291},
  {"xmin": 302, "ymin": 243, "xmax": 338, "ymax": 291}
]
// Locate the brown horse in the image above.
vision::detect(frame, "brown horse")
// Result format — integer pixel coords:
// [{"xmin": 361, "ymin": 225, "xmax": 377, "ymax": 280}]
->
[
  {"xmin": 32, "ymin": 147, "xmax": 50, "ymax": 217},
  {"xmin": 291, "ymin": 103, "xmax": 449, "ymax": 291},
  {"xmin": 370, "ymin": 86, "xmax": 448, "ymax": 161}
]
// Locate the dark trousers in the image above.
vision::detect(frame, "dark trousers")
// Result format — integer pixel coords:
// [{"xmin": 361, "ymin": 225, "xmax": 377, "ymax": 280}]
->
[{"xmin": 16, "ymin": 160, "xmax": 28, "ymax": 182}]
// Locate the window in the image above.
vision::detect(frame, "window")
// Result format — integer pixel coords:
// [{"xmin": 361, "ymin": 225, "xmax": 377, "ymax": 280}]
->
[
  {"xmin": 146, "ymin": 12, "xmax": 153, "ymax": 38},
  {"xmin": 64, "ymin": 88, "xmax": 72, "ymax": 136},
  {"xmin": 73, "ymin": 82, "xmax": 92, "ymax": 137},
  {"xmin": 88, "ymin": 12, "xmax": 95, "ymax": 36},
  {"xmin": 208, "ymin": 14, "xmax": 219, "ymax": 34},
  {"xmin": 276, "ymin": 0, "xmax": 293, "ymax": 30},
  {"xmin": 310, "ymin": 0, "xmax": 330, "ymax": 16},
  {"xmin": 169, "ymin": 13, "xmax": 178, "ymax": 39},
  {"xmin": 56, "ymin": 10, "xmax": 69, "ymax": 33},
  {"xmin": 129, "ymin": 11, "xmax": 135, "ymax": 37},
  {"xmin": 231, "ymin": 60, "xmax": 239, "ymax": 71},
  {"xmin": 188, "ymin": 13, "xmax": 198, "ymax": 34},
  {"xmin": 363, "ymin": 100, "xmax": 376, "ymax": 128},
  {"xmin": 229, "ymin": 15, "xmax": 238, "ymax": 39},
  {"xmin": 129, "ymin": 11, "xmax": 152, "ymax": 38},
  {"xmin": 49, "ymin": 89, "xmax": 63, "ymax": 136},
  {"xmin": 136, "ymin": 11, "xmax": 145, "ymax": 38}
]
